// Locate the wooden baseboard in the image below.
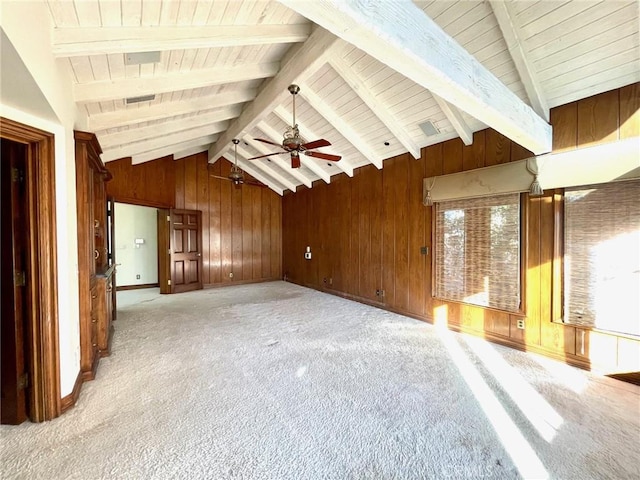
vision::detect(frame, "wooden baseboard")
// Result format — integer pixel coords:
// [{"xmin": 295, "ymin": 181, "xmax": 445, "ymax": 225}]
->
[
  {"xmin": 204, "ymin": 277, "xmax": 282, "ymax": 289},
  {"xmin": 60, "ymin": 370, "xmax": 83, "ymax": 413},
  {"xmin": 116, "ymin": 283, "xmax": 159, "ymax": 291}
]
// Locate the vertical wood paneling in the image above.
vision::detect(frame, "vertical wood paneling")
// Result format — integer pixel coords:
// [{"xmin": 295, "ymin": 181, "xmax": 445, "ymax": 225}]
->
[
  {"xmin": 252, "ymin": 187, "xmax": 262, "ymax": 279},
  {"xmin": 381, "ymin": 157, "xmax": 397, "ymax": 306},
  {"xmin": 106, "ymin": 155, "xmax": 175, "ymax": 207},
  {"xmin": 394, "ymin": 154, "xmax": 410, "ymax": 312},
  {"xmin": 619, "ymin": 82, "xmax": 640, "ymax": 140},
  {"xmin": 241, "ymin": 186, "xmax": 253, "ymax": 280},
  {"xmin": 196, "ymin": 154, "xmax": 210, "ymax": 284},
  {"xmin": 271, "ymin": 188, "xmax": 282, "ymax": 280},
  {"xmin": 550, "ymin": 102, "xmax": 577, "ymax": 152},
  {"xmin": 577, "ymin": 88, "xmax": 619, "ymax": 147},
  {"xmin": 524, "ymin": 195, "xmax": 541, "ymax": 346},
  {"xmin": 425, "ymin": 143, "xmax": 443, "ymax": 177},
  {"xmin": 261, "ymin": 188, "xmax": 272, "ymax": 279},
  {"xmin": 220, "ymin": 160, "xmax": 233, "ymax": 282},
  {"xmin": 280, "ymin": 84, "xmax": 638, "ymax": 374},
  {"xmin": 485, "ymin": 129, "xmax": 511, "ymax": 166},
  {"xmin": 183, "ymin": 155, "xmax": 197, "ymax": 210},
  {"xmin": 209, "ymin": 162, "xmax": 222, "ymax": 284},
  {"xmin": 109, "ymin": 154, "xmax": 281, "ymax": 287},
  {"xmin": 442, "ymin": 139, "xmax": 463, "ymax": 174},
  {"xmin": 408, "ymin": 153, "xmax": 426, "ymax": 316},
  {"xmin": 462, "ymin": 131, "xmax": 486, "ymax": 171},
  {"xmin": 175, "ymin": 158, "xmax": 185, "ymax": 209}
]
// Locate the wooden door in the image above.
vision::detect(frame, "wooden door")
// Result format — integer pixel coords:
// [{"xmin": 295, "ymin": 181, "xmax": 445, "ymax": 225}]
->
[
  {"xmin": 1, "ymin": 139, "xmax": 29, "ymax": 424},
  {"xmin": 158, "ymin": 209, "xmax": 203, "ymax": 294}
]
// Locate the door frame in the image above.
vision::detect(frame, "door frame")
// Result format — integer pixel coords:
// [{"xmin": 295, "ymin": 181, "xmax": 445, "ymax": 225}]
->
[{"xmin": 1, "ymin": 117, "xmax": 61, "ymax": 421}]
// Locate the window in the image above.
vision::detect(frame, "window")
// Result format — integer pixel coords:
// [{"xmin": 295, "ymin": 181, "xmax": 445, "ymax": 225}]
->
[
  {"xmin": 563, "ymin": 179, "xmax": 640, "ymax": 336},
  {"xmin": 434, "ymin": 193, "xmax": 521, "ymax": 312}
]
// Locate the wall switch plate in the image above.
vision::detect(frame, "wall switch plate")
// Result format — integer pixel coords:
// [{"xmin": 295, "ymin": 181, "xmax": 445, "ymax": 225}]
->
[
  {"xmin": 304, "ymin": 252, "xmax": 312, "ymax": 260},
  {"xmin": 420, "ymin": 246, "xmax": 429, "ymax": 255},
  {"xmin": 229, "ymin": 272, "xmax": 234, "ymax": 278},
  {"xmin": 517, "ymin": 319, "xmax": 525, "ymax": 329},
  {"xmin": 136, "ymin": 274, "xmax": 141, "ymax": 279}
]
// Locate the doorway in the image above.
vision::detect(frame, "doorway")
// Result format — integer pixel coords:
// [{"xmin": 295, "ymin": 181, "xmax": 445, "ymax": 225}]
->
[
  {"xmin": 0, "ymin": 117, "xmax": 60, "ymax": 423},
  {"xmin": 1, "ymin": 139, "xmax": 30, "ymax": 424},
  {"xmin": 114, "ymin": 202, "xmax": 159, "ymax": 290}
]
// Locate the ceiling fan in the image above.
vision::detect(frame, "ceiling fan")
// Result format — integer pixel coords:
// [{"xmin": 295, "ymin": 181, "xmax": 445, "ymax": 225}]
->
[
  {"xmin": 210, "ymin": 139, "xmax": 267, "ymax": 188},
  {"xmin": 249, "ymin": 84, "xmax": 342, "ymax": 168}
]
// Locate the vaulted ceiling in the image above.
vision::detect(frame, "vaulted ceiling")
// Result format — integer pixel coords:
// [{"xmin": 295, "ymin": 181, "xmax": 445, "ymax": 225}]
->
[{"xmin": 46, "ymin": 0, "xmax": 640, "ymax": 194}]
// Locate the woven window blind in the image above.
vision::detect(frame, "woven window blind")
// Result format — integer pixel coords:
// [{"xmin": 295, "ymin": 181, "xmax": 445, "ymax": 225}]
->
[
  {"xmin": 564, "ymin": 179, "xmax": 640, "ymax": 336},
  {"xmin": 435, "ymin": 193, "xmax": 521, "ymax": 312}
]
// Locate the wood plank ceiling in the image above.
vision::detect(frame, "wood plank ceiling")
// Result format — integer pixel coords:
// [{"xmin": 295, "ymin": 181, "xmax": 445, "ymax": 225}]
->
[{"xmin": 47, "ymin": 0, "xmax": 640, "ymax": 194}]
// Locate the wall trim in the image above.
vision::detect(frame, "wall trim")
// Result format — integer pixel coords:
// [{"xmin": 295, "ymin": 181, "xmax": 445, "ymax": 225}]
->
[
  {"xmin": 204, "ymin": 277, "xmax": 283, "ymax": 289},
  {"xmin": 116, "ymin": 283, "xmax": 159, "ymax": 291},
  {"xmin": 0, "ymin": 117, "xmax": 61, "ymax": 422},
  {"xmin": 60, "ymin": 370, "xmax": 83, "ymax": 413}
]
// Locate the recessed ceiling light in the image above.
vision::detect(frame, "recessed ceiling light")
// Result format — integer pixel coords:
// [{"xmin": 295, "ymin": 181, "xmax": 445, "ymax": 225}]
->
[{"xmin": 125, "ymin": 51, "xmax": 161, "ymax": 65}]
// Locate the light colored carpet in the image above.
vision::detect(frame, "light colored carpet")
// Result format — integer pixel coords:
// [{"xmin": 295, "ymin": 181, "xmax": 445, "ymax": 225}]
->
[{"xmin": 2, "ymin": 281, "xmax": 639, "ymax": 479}]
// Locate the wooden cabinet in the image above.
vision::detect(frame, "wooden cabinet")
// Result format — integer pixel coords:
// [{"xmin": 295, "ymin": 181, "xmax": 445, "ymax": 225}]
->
[{"xmin": 75, "ymin": 131, "xmax": 114, "ymax": 381}]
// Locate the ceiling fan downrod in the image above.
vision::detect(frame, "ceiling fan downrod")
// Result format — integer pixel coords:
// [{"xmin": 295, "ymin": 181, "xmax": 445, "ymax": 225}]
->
[{"xmin": 288, "ymin": 84, "xmax": 300, "ymax": 129}]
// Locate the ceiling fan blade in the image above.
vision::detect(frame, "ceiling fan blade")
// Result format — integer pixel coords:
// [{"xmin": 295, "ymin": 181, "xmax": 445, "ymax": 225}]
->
[
  {"xmin": 301, "ymin": 139, "xmax": 331, "ymax": 150},
  {"xmin": 244, "ymin": 180, "xmax": 269, "ymax": 188},
  {"xmin": 248, "ymin": 152, "xmax": 286, "ymax": 160},
  {"xmin": 290, "ymin": 152, "xmax": 301, "ymax": 169},
  {"xmin": 210, "ymin": 174, "xmax": 233, "ymax": 182},
  {"xmin": 305, "ymin": 151, "xmax": 342, "ymax": 162},
  {"xmin": 254, "ymin": 138, "xmax": 283, "ymax": 148}
]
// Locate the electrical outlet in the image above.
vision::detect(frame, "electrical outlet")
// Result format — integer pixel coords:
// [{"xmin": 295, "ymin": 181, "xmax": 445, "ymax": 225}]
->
[
  {"xmin": 517, "ymin": 319, "xmax": 525, "ymax": 329},
  {"xmin": 329, "ymin": 278, "xmax": 333, "ymax": 285},
  {"xmin": 229, "ymin": 272, "xmax": 234, "ymax": 278},
  {"xmin": 136, "ymin": 274, "xmax": 141, "ymax": 279}
]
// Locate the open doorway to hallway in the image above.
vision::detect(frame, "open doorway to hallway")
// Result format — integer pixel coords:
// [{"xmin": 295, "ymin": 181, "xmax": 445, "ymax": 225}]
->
[{"xmin": 114, "ymin": 203, "xmax": 159, "ymax": 291}]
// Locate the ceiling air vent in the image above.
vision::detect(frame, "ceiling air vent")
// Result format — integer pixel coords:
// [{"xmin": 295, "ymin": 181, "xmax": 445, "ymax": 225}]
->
[
  {"xmin": 125, "ymin": 51, "xmax": 161, "ymax": 65},
  {"xmin": 126, "ymin": 94, "xmax": 156, "ymax": 104},
  {"xmin": 419, "ymin": 120, "xmax": 439, "ymax": 137}
]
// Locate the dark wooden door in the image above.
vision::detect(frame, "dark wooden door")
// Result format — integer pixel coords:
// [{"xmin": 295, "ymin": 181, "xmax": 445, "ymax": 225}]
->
[
  {"xmin": 1, "ymin": 139, "xmax": 29, "ymax": 425},
  {"xmin": 158, "ymin": 209, "xmax": 203, "ymax": 294}
]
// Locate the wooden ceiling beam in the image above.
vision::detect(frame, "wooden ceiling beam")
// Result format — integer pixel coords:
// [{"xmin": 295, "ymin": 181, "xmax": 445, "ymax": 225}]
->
[
  {"xmin": 329, "ymin": 56, "xmax": 421, "ymax": 159},
  {"xmin": 282, "ymin": 0, "xmax": 552, "ymax": 154},
  {"xmin": 298, "ymin": 82, "xmax": 384, "ymax": 169},
  {"xmin": 208, "ymin": 27, "xmax": 339, "ymax": 164},
  {"xmin": 490, "ymin": 1, "xmax": 550, "ymax": 121},
  {"xmin": 431, "ymin": 93, "xmax": 474, "ymax": 146},
  {"xmin": 128, "ymin": 137, "xmax": 218, "ymax": 165},
  {"xmin": 74, "ymin": 63, "xmax": 279, "ymax": 103},
  {"xmin": 99, "ymin": 112, "xmax": 235, "ymax": 149},
  {"xmin": 53, "ymin": 24, "xmax": 311, "ymax": 57},
  {"xmin": 102, "ymin": 129, "xmax": 220, "ymax": 162},
  {"xmin": 88, "ymin": 90, "xmax": 257, "ymax": 131}
]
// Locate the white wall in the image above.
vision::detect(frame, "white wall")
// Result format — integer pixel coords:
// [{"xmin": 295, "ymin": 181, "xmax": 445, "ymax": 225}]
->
[
  {"xmin": 1, "ymin": 2, "xmax": 87, "ymax": 396},
  {"xmin": 115, "ymin": 204, "xmax": 159, "ymax": 287}
]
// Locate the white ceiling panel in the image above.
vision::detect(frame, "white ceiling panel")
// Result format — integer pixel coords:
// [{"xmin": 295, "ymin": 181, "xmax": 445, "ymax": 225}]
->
[{"xmin": 33, "ymin": 0, "xmax": 639, "ymax": 192}]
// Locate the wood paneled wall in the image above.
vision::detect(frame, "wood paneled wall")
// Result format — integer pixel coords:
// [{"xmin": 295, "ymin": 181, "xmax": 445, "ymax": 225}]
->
[
  {"xmin": 106, "ymin": 153, "xmax": 281, "ymax": 286},
  {"xmin": 282, "ymin": 83, "xmax": 640, "ymax": 373}
]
